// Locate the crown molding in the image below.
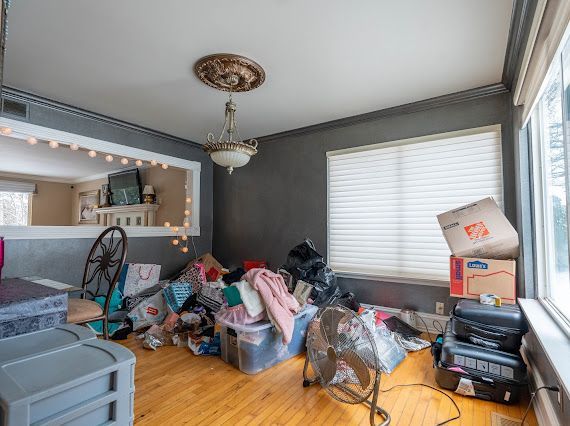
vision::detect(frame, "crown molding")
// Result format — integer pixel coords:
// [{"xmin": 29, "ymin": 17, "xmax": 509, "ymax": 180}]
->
[
  {"xmin": 0, "ymin": 86, "xmax": 203, "ymax": 149},
  {"xmin": 502, "ymin": 0, "xmax": 534, "ymax": 90},
  {"xmin": 258, "ymin": 83, "xmax": 509, "ymax": 143}
]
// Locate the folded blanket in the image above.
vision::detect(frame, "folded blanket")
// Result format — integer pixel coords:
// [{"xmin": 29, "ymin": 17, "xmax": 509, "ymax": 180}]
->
[
  {"xmin": 244, "ymin": 268, "xmax": 300, "ymax": 344},
  {"xmin": 234, "ymin": 280, "xmax": 265, "ymax": 317}
]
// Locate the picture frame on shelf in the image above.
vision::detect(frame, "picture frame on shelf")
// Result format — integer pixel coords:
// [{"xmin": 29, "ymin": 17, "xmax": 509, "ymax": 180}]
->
[{"xmin": 78, "ymin": 190, "xmax": 100, "ymax": 224}]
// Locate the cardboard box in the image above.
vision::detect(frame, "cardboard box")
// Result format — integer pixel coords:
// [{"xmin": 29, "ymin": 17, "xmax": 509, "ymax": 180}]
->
[
  {"xmin": 437, "ymin": 197, "xmax": 519, "ymax": 259},
  {"xmin": 450, "ymin": 256, "xmax": 516, "ymax": 304}
]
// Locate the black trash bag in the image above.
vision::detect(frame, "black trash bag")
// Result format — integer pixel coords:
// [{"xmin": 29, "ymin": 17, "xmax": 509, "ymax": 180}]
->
[
  {"xmin": 282, "ymin": 239, "xmax": 341, "ymax": 307},
  {"xmin": 335, "ymin": 292, "xmax": 360, "ymax": 312}
]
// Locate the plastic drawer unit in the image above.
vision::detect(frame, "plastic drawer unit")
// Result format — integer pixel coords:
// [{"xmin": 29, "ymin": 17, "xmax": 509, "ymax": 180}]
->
[
  {"xmin": 0, "ymin": 324, "xmax": 96, "ymax": 365},
  {"xmin": 219, "ymin": 304, "xmax": 318, "ymax": 374},
  {"xmin": 0, "ymin": 328, "xmax": 136, "ymax": 426}
]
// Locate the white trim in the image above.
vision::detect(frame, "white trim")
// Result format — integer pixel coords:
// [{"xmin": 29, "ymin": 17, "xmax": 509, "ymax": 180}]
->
[
  {"xmin": 326, "ymin": 124, "xmax": 501, "ymax": 157},
  {"xmin": 0, "ymin": 225, "xmax": 198, "ymax": 239},
  {"xmin": 0, "ymin": 171, "xmax": 73, "ymax": 184},
  {"xmin": 521, "ymin": 342, "xmax": 563, "ymax": 426},
  {"xmin": 0, "ymin": 117, "xmax": 201, "ymax": 239},
  {"xmin": 519, "ymin": 298, "xmax": 570, "ymax": 398},
  {"xmin": 360, "ymin": 303, "xmax": 449, "ymax": 334},
  {"xmin": 336, "ymin": 272, "xmax": 449, "ymax": 288}
]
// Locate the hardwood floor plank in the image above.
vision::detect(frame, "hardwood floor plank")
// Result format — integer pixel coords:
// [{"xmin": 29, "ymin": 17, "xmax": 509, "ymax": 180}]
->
[{"xmin": 118, "ymin": 333, "xmax": 535, "ymax": 425}]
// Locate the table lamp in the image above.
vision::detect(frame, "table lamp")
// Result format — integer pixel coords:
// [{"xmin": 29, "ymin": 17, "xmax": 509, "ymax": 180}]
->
[{"xmin": 142, "ymin": 185, "xmax": 155, "ymax": 204}]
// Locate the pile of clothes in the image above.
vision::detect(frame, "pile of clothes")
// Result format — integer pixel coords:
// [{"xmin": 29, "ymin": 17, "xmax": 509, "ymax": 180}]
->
[{"xmin": 100, "ymin": 240, "xmax": 350, "ymax": 354}]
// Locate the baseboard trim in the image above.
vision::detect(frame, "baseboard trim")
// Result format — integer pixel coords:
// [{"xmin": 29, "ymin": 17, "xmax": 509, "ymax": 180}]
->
[
  {"xmin": 521, "ymin": 343, "xmax": 562, "ymax": 426},
  {"xmin": 360, "ymin": 303, "xmax": 449, "ymax": 335}
]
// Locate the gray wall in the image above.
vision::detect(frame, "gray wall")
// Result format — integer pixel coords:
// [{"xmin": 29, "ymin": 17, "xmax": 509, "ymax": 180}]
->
[
  {"xmin": 1, "ymin": 93, "xmax": 213, "ymax": 282},
  {"xmin": 212, "ymin": 91, "xmax": 515, "ymax": 315}
]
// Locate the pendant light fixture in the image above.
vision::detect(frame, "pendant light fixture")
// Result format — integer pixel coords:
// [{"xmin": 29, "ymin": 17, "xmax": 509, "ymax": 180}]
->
[{"xmin": 195, "ymin": 54, "xmax": 265, "ymax": 174}]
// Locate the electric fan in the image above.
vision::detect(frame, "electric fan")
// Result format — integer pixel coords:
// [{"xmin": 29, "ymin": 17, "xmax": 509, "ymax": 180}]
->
[{"xmin": 302, "ymin": 305, "xmax": 391, "ymax": 426}]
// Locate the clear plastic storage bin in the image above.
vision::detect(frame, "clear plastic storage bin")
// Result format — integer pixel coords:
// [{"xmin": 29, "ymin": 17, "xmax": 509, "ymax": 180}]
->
[{"xmin": 219, "ymin": 304, "xmax": 318, "ymax": 374}]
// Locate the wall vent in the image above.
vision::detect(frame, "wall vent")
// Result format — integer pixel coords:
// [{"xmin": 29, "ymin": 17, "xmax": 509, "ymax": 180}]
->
[
  {"xmin": 491, "ymin": 412, "xmax": 528, "ymax": 426},
  {"xmin": 1, "ymin": 97, "xmax": 29, "ymax": 120}
]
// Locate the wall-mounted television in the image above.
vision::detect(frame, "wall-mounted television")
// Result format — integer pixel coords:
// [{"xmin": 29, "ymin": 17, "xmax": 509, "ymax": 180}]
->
[{"xmin": 108, "ymin": 168, "xmax": 142, "ymax": 206}]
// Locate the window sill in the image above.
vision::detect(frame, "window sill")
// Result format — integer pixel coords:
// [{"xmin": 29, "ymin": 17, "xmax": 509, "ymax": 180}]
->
[
  {"xmin": 0, "ymin": 225, "xmax": 200, "ymax": 239},
  {"xmin": 335, "ymin": 271, "xmax": 450, "ymax": 287},
  {"xmin": 518, "ymin": 298, "xmax": 570, "ymax": 398}
]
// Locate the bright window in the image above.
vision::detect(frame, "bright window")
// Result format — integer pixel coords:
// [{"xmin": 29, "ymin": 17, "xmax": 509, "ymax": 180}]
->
[
  {"xmin": 0, "ymin": 191, "xmax": 31, "ymax": 226},
  {"xmin": 327, "ymin": 126, "xmax": 504, "ymax": 283},
  {"xmin": 530, "ymin": 35, "xmax": 570, "ymax": 323}
]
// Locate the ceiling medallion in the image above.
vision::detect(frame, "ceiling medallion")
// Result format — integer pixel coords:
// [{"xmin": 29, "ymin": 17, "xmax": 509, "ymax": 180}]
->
[
  {"xmin": 194, "ymin": 53, "xmax": 265, "ymax": 92},
  {"xmin": 195, "ymin": 54, "xmax": 265, "ymax": 175}
]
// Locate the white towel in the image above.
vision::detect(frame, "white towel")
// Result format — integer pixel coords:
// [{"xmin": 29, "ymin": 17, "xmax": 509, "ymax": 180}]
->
[{"xmin": 234, "ymin": 280, "xmax": 265, "ymax": 317}]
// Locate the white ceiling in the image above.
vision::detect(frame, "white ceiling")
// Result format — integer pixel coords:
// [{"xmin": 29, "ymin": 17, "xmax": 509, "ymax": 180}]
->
[
  {"xmin": 0, "ymin": 135, "xmax": 132, "ymax": 181},
  {"xmin": 4, "ymin": 1, "xmax": 513, "ymax": 142}
]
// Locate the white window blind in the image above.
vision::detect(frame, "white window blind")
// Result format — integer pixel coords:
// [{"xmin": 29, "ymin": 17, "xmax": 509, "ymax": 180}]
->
[
  {"xmin": 0, "ymin": 180, "xmax": 36, "ymax": 193},
  {"xmin": 327, "ymin": 126, "xmax": 504, "ymax": 283}
]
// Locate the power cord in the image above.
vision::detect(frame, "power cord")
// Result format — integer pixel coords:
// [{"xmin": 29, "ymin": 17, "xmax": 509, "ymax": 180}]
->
[
  {"xmin": 432, "ymin": 319, "xmax": 445, "ymax": 335},
  {"xmin": 380, "ymin": 383, "xmax": 460, "ymax": 425},
  {"xmin": 413, "ymin": 312, "xmax": 435, "ymax": 343},
  {"xmin": 190, "ymin": 235, "xmax": 198, "ymax": 260},
  {"xmin": 520, "ymin": 385, "xmax": 559, "ymax": 424}
]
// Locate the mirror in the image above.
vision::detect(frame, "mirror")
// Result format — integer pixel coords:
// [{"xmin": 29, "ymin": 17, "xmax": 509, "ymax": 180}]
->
[{"xmin": 0, "ymin": 118, "xmax": 200, "ymax": 238}]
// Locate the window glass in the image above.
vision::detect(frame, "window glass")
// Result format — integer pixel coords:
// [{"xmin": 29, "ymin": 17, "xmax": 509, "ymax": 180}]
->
[
  {"xmin": 0, "ymin": 191, "xmax": 30, "ymax": 225},
  {"xmin": 532, "ymin": 36, "xmax": 570, "ymax": 320}
]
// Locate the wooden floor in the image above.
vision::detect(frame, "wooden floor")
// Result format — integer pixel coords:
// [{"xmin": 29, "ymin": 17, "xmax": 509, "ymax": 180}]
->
[{"xmin": 120, "ymin": 335, "xmax": 537, "ymax": 425}]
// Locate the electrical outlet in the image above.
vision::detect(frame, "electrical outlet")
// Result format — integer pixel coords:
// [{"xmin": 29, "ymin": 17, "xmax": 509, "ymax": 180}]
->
[{"xmin": 436, "ymin": 302, "xmax": 445, "ymax": 315}]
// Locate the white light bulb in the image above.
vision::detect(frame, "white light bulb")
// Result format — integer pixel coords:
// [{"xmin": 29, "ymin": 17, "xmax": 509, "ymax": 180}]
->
[
  {"xmin": 88, "ymin": 150, "xmax": 97, "ymax": 158},
  {"xmin": 164, "ymin": 221, "xmax": 171, "ymax": 228},
  {"xmin": 121, "ymin": 158, "xmax": 129, "ymax": 165},
  {"xmin": 183, "ymin": 222, "xmax": 190, "ymax": 228},
  {"xmin": 69, "ymin": 143, "xmax": 79, "ymax": 151},
  {"xmin": 105, "ymin": 155, "xmax": 113, "ymax": 162},
  {"xmin": 172, "ymin": 239, "xmax": 179, "ymax": 246},
  {"xmin": 150, "ymin": 160, "xmax": 158, "ymax": 166},
  {"xmin": 181, "ymin": 235, "xmax": 188, "ymax": 241},
  {"xmin": 48, "ymin": 140, "xmax": 59, "ymax": 149},
  {"xmin": 186, "ymin": 197, "xmax": 192, "ymax": 204},
  {"xmin": 0, "ymin": 127, "xmax": 12, "ymax": 135},
  {"xmin": 184, "ymin": 210, "xmax": 190, "ymax": 216},
  {"xmin": 181, "ymin": 246, "xmax": 189, "ymax": 253},
  {"xmin": 161, "ymin": 163, "xmax": 168, "ymax": 170},
  {"xmin": 135, "ymin": 160, "xmax": 143, "ymax": 167},
  {"xmin": 171, "ymin": 226, "xmax": 179, "ymax": 233},
  {"xmin": 27, "ymin": 137, "xmax": 38, "ymax": 145}
]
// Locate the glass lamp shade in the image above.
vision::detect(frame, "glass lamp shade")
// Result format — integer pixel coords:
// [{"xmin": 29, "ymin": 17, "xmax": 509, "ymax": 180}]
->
[{"xmin": 209, "ymin": 150, "xmax": 252, "ymax": 174}]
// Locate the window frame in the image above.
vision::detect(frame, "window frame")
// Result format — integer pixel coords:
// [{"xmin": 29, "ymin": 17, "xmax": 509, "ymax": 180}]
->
[
  {"xmin": 326, "ymin": 124, "xmax": 504, "ymax": 287},
  {"xmin": 529, "ymin": 55, "xmax": 570, "ymax": 335}
]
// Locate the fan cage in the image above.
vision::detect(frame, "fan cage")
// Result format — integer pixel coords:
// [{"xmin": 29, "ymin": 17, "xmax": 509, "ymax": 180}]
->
[{"xmin": 307, "ymin": 305, "xmax": 380, "ymax": 404}]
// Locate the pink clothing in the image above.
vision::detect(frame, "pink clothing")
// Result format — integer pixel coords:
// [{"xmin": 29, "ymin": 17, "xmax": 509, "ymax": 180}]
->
[{"xmin": 244, "ymin": 268, "xmax": 300, "ymax": 344}]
